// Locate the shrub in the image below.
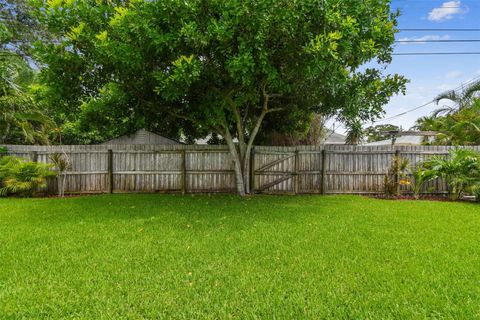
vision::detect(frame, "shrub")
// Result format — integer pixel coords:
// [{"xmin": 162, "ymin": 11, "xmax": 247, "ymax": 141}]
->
[
  {"xmin": 0, "ymin": 156, "xmax": 57, "ymax": 197},
  {"xmin": 384, "ymin": 155, "xmax": 409, "ymax": 197},
  {"xmin": 49, "ymin": 152, "xmax": 71, "ymax": 197},
  {"xmin": 423, "ymin": 149, "xmax": 480, "ymax": 200},
  {"xmin": 470, "ymin": 185, "xmax": 480, "ymax": 202},
  {"xmin": 410, "ymin": 165, "xmax": 436, "ymax": 199}
]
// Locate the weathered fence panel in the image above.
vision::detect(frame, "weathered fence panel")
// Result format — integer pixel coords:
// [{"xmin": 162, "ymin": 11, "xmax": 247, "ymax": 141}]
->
[
  {"xmin": 252, "ymin": 145, "xmax": 480, "ymax": 195},
  {"xmin": 2, "ymin": 144, "xmax": 480, "ymax": 195}
]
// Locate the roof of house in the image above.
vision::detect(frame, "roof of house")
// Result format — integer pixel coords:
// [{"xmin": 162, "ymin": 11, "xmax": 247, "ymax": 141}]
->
[
  {"xmin": 193, "ymin": 130, "xmax": 347, "ymax": 145},
  {"xmin": 364, "ymin": 135, "xmax": 426, "ymax": 146},
  {"xmin": 321, "ymin": 131, "xmax": 346, "ymax": 144},
  {"xmin": 101, "ymin": 129, "xmax": 182, "ymax": 145}
]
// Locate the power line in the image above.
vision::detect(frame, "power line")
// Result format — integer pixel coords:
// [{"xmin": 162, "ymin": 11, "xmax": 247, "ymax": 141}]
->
[
  {"xmin": 393, "ymin": 52, "xmax": 480, "ymax": 56},
  {"xmin": 398, "ymin": 28, "xmax": 480, "ymax": 31},
  {"xmin": 373, "ymin": 75, "xmax": 480, "ymax": 123},
  {"xmin": 375, "ymin": 101, "xmax": 436, "ymax": 123},
  {"xmin": 395, "ymin": 39, "xmax": 480, "ymax": 43}
]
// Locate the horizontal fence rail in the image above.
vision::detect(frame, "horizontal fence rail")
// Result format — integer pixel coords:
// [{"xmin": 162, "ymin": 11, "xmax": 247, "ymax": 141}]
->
[{"xmin": 2, "ymin": 144, "xmax": 480, "ymax": 195}]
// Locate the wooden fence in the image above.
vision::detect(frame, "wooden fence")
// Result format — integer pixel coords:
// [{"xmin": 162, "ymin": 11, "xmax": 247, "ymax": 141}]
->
[{"xmin": 2, "ymin": 144, "xmax": 480, "ymax": 195}]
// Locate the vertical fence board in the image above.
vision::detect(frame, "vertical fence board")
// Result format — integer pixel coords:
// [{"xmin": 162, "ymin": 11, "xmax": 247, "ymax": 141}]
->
[{"xmin": 1, "ymin": 144, "xmax": 479, "ymax": 195}]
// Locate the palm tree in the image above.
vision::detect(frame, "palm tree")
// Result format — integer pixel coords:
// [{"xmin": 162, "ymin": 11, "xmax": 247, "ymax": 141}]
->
[
  {"xmin": 415, "ymin": 99, "xmax": 480, "ymax": 145},
  {"xmin": 433, "ymin": 79, "xmax": 480, "ymax": 116},
  {"xmin": 345, "ymin": 120, "xmax": 363, "ymax": 145},
  {"xmin": 0, "ymin": 53, "xmax": 54, "ymax": 144}
]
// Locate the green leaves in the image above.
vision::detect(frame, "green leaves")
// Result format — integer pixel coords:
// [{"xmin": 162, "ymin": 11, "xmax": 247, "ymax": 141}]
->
[
  {"xmin": 154, "ymin": 55, "xmax": 202, "ymax": 101},
  {"xmin": 31, "ymin": 0, "xmax": 406, "ymax": 147},
  {"xmin": 410, "ymin": 165, "xmax": 436, "ymax": 199},
  {"xmin": 0, "ymin": 156, "xmax": 56, "ymax": 197},
  {"xmin": 423, "ymin": 149, "xmax": 480, "ymax": 200}
]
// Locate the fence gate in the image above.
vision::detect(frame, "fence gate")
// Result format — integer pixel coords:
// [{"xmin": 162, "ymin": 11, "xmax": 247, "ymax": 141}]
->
[{"xmin": 251, "ymin": 147, "xmax": 325, "ymax": 194}]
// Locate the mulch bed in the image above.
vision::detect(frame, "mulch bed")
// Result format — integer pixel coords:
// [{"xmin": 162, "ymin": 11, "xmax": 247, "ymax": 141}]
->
[{"xmin": 370, "ymin": 194, "xmax": 477, "ymax": 202}]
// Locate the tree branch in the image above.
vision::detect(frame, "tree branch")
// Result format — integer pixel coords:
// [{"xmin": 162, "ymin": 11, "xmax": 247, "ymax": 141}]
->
[{"xmin": 226, "ymin": 95, "xmax": 246, "ymax": 158}]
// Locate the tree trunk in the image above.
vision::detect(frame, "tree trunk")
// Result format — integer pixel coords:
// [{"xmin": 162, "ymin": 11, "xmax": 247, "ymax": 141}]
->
[
  {"xmin": 223, "ymin": 125, "xmax": 246, "ymax": 196},
  {"xmin": 221, "ymin": 85, "xmax": 283, "ymax": 196}
]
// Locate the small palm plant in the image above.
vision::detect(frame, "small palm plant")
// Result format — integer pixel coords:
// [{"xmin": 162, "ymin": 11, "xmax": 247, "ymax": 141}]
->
[
  {"xmin": 409, "ymin": 165, "xmax": 435, "ymax": 199},
  {"xmin": 0, "ymin": 156, "xmax": 57, "ymax": 197},
  {"xmin": 424, "ymin": 149, "xmax": 480, "ymax": 200},
  {"xmin": 384, "ymin": 155, "xmax": 409, "ymax": 197},
  {"xmin": 49, "ymin": 152, "xmax": 70, "ymax": 197}
]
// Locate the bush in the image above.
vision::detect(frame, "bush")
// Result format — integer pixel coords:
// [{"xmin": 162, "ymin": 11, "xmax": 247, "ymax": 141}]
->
[
  {"xmin": 384, "ymin": 156, "xmax": 409, "ymax": 197},
  {"xmin": 49, "ymin": 152, "xmax": 71, "ymax": 197},
  {"xmin": 0, "ymin": 156, "xmax": 57, "ymax": 197},
  {"xmin": 410, "ymin": 165, "xmax": 436, "ymax": 199},
  {"xmin": 470, "ymin": 184, "xmax": 480, "ymax": 202},
  {"xmin": 423, "ymin": 149, "xmax": 480, "ymax": 200}
]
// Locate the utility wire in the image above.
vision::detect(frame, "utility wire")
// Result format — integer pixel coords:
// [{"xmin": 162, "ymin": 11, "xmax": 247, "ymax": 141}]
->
[
  {"xmin": 395, "ymin": 39, "xmax": 480, "ymax": 43},
  {"xmin": 373, "ymin": 75, "xmax": 480, "ymax": 123},
  {"xmin": 375, "ymin": 101, "xmax": 436, "ymax": 123},
  {"xmin": 392, "ymin": 52, "xmax": 480, "ymax": 55},
  {"xmin": 398, "ymin": 28, "xmax": 480, "ymax": 31}
]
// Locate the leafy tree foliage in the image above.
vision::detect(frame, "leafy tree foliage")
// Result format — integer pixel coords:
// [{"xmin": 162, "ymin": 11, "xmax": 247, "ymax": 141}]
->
[
  {"xmin": 33, "ymin": 0, "xmax": 406, "ymax": 195},
  {"xmin": 364, "ymin": 124, "xmax": 400, "ymax": 142},
  {"xmin": 0, "ymin": 49, "xmax": 54, "ymax": 144},
  {"xmin": 0, "ymin": 13, "xmax": 55, "ymax": 144},
  {"xmin": 415, "ymin": 99, "xmax": 480, "ymax": 145},
  {"xmin": 0, "ymin": 0, "xmax": 53, "ymax": 62}
]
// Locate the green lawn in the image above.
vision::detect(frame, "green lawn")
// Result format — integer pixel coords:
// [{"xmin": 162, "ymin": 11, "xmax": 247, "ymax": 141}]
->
[{"xmin": 1, "ymin": 195, "xmax": 480, "ymax": 319}]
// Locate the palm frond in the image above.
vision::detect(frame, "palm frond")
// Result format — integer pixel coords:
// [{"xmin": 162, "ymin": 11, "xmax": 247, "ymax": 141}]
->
[
  {"xmin": 431, "ymin": 106, "xmax": 455, "ymax": 118},
  {"xmin": 434, "ymin": 90, "xmax": 459, "ymax": 105},
  {"xmin": 463, "ymin": 79, "xmax": 480, "ymax": 101}
]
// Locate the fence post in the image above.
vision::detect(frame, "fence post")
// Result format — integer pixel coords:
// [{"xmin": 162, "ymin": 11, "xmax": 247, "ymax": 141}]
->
[
  {"xmin": 181, "ymin": 149, "xmax": 186, "ymax": 194},
  {"xmin": 321, "ymin": 149, "xmax": 327, "ymax": 194},
  {"xmin": 294, "ymin": 149, "xmax": 299, "ymax": 194},
  {"xmin": 395, "ymin": 149, "xmax": 401, "ymax": 196},
  {"xmin": 30, "ymin": 151, "xmax": 38, "ymax": 162},
  {"xmin": 250, "ymin": 147, "xmax": 256, "ymax": 194},
  {"xmin": 107, "ymin": 149, "xmax": 113, "ymax": 194}
]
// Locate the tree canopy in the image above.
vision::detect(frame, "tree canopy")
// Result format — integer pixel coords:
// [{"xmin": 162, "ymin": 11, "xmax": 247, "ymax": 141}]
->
[
  {"xmin": 414, "ymin": 79, "xmax": 480, "ymax": 146},
  {"xmin": 364, "ymin": 124, "xmax": 401, "ymax": 142},
  {"xmin": 28, "ymin": 0, "xmax": 407, "ymax": 194},
  {"xmin": 0, "ymin": 15, "xmax": 54, "ymax": 144}
]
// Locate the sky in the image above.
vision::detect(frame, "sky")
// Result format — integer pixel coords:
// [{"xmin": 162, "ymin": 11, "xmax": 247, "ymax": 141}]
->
[{"xmin": 334, "ymin": 0, "xmax": 480, "ymax": 133}]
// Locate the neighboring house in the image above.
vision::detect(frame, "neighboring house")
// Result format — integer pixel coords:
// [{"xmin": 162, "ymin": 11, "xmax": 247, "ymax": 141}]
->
[
  {"xmin": 321, "ymin": 130, "xmax": 346, "ymax": 145},
  {"xmin": 101, "ymin": 129, "xmax": 182, "ymax": 145},
  {"xmin": 364, "ymin": 133, "xmax": 437, "ymax": 146},
  {"xmin": 194, "ymin": 130, "xmax": 347, "ymax": 145},
  {"xmin": 364, "ymin": 136, "xmax": 425, "ymax": 146}
]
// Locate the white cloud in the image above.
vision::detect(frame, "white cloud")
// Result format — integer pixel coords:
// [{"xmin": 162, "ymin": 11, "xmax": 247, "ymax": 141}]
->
[
  {"xmin": 428, "ymin": 1, "xmax": 467, "ymax": 22},
  {"xmin": 444, "ymin": 71, "xmax": 463, "ymax": 79},
  {"xmin": 397, "ymin": 35, "xmax": 450, "ymax": 45}
]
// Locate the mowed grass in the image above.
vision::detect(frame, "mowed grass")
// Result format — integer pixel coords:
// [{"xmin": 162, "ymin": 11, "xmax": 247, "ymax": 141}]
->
[{"xmin": 1, "ymin": 195, "xmax": 480, "ymax": 319}]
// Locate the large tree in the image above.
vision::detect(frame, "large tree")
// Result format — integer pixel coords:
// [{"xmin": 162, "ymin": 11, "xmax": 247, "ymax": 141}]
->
[
  {"xmin": 0, "ymin": 20, "xmax": 54, "ymax": 144},
  {"xmin": 33, "ymin": 0, "xmax": 406, "ymax": 195}
]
